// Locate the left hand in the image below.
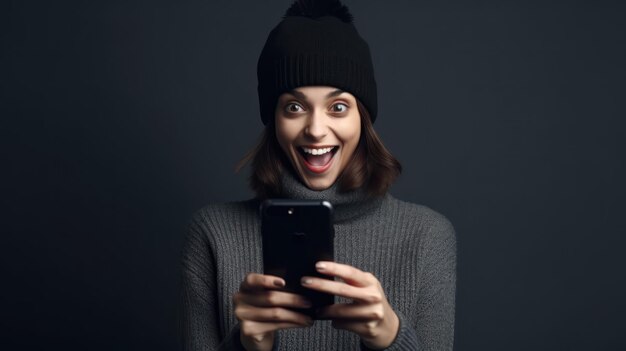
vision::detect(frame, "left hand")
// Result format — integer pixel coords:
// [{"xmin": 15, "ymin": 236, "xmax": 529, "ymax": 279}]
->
[{"xmin": 300, "ymin": 261, "xmax": 400, "ymax": 350}]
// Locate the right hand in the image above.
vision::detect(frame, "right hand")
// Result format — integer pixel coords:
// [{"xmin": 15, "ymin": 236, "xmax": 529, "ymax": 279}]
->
[{"xmin": 234, "ymin": 273, "xmax": 314, "ymax": 351}]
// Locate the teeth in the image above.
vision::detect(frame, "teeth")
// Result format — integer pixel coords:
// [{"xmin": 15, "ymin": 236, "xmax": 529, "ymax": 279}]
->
[{"xmin": 302, "ymin": 147, "xmax": 335, "ymax": 155}]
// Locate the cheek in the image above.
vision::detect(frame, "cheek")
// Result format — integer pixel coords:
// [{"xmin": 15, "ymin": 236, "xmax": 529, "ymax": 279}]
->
[
  {"xmin": 341, "ymin": 121, "xmax": 361, "ymax": 149},
  {"xmin": 275, "ymin": 120, "xmax": 298, "ymax": 151},
  {"xmin": 337, "ymin": 129, "xmax": 360, "ymax": 165},
  {"xmin": 349, "ymin": 128, "xmax": 361, "ymax": 144}
]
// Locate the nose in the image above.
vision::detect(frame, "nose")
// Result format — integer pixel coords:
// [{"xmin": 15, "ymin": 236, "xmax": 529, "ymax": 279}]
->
[{"xmin": 303, "ymin": 109, "xmax": 328, "ymax": 140}]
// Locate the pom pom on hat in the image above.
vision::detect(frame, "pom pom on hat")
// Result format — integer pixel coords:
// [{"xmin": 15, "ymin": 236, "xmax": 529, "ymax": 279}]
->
[
  {"xmin": 284, "ymin": 0, "xmax": 354, "ymax": 23},
  {"xmin": 257, "ymin": 0, "xmax": 377, "ymax": 125}
]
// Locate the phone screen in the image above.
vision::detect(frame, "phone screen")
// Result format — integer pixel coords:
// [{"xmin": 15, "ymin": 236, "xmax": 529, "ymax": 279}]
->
[{"xmin": 260, "ymin": 199, "xmax": 335, "ymax": 318}]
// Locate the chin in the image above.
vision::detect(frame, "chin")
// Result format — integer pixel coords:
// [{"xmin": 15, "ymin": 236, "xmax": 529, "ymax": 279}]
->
[{"xmin": 302, "ymin": 175, "xmax": 336, "ymax": 191}]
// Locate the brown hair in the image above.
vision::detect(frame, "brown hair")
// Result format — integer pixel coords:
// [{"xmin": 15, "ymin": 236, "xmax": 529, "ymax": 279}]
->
[{"xmin": 234, "ymin": 100, "xmax": 402, "ymax": 199}]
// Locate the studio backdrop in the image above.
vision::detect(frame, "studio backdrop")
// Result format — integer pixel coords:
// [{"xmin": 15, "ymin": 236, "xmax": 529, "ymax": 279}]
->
[{"xmin": 2, "ymin": 0, "xmax": 625, "ymax": 350}]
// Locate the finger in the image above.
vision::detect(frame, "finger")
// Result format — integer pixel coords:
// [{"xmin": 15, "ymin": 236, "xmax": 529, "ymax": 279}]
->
[
  {"xmin": 315, "ymin": 261, "xmax": 377, "ymax": 287},
  {"xmin": 236, "ymin": 305, "xmax": 313, "ymax": 326},
  {"xmin": 301, "ymin": 277, "xmax": 383, "ymax": 303},
  {"xmin": 317, "ymin": 303, "xmax": 384, "ymax": 321},
  {"xmin": 236, "ymin": 290, "xmax": 312, "ymax": 309},
  {"xmin": 240, "ymin": 273, "xmax": 286, "ymax": 292},
  {"xmin": 240, "ymin": 320, "xmax": 313, "ymax": 337}
]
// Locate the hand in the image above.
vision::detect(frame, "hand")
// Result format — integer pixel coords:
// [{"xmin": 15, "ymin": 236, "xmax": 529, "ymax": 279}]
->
[
  {"xmin": 233, "ymin": 273, "xmax": 314, "ymax": 351},
  {"xmin": 301, "ymin": 262, "xmax": 400, "ymax": 350}
]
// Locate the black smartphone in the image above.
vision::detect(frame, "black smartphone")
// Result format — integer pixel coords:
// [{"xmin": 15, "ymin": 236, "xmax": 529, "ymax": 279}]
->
[{"xmin": 260, "ymin": 199, "xmax": 335, "ymax": 318}]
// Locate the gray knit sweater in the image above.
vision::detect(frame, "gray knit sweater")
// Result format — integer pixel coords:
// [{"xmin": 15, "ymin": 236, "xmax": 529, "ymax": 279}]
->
[{"xmin": 180, "ymin": 169, "xmax": 456, "ymax": 350}]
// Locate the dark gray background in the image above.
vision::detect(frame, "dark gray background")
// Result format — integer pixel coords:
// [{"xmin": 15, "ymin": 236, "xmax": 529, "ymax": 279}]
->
[{"xmin": 2, "ymin": 0, "xmax": 625, "ymax": 350}]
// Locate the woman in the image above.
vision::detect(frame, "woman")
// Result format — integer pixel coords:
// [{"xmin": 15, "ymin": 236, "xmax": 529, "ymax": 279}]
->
[{"xmin": 180, "ymin": 1, "xmax": 456, "ymax": 350}]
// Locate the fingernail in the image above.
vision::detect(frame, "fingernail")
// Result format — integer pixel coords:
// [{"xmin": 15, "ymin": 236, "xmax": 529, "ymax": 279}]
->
[
  {"xmin": 301, "ymin": 277, "xmax": 313, "ymax": 285},
  {"xmin": 315, "ymin": 262, "xmax": 327, "ymax": 271},
  {"xmin": 273, "ymin": 279, "xmax": 285, "ymax": 287}
]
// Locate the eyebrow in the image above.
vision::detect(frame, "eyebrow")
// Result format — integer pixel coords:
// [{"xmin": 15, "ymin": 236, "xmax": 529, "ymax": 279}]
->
[{"xmin": 287, "ymin": 89, "xmax": 346, "ymax": 100}]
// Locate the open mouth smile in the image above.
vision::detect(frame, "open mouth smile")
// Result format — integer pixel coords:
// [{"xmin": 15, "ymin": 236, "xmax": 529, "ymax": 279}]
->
[{"xmin": 296, "ymin": 146, "xmax": 339, "ymax": 174}]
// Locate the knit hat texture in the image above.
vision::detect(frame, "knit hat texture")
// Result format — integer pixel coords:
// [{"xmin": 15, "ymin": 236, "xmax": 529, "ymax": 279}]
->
[{"xmin": 257, "ymin": 0, "xmax": 377, "ymax": 125}]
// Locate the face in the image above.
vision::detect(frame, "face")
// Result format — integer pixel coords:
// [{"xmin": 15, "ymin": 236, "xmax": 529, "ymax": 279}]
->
[{"xmin": 275, "ymin": 86, "xmax": 361, "ymax": 191}]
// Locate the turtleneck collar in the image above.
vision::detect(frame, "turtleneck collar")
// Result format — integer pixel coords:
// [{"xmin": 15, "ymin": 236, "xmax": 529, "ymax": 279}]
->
[{"xmin": 276, "ymin": 167, "xmax": 385, "ymax": 223}]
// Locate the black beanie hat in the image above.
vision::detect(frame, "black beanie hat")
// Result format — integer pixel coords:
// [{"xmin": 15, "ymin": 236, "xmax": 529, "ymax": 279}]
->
[{"xmin": 257, "ymin": 0, "xmax": 377, "ymax": 125}]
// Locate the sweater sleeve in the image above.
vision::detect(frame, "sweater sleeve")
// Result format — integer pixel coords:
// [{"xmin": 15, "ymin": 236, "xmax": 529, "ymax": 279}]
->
[
  {"xmin": 179, "ymin": 209, "xmax": 246, "ymax": 351},
  {"xmin": 412, "ymin": 213, "xmax": 457, "ymax": 350},
  {"xmin": 359, "ymin": 311, "xmax": 420, "ymax": 351},
  {"xmin": 360, "ymin": 212, "xmax": 457, "ymax": 351}
]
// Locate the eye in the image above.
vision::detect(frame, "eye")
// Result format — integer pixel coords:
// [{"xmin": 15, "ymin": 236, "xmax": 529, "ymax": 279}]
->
[
  {"xmin": 285, "ymin": 103, "xmax": 304, "ymax": 113},
  {"xmin": 331, "ymin": 103, "xmax": 348, "ymax": 113}
]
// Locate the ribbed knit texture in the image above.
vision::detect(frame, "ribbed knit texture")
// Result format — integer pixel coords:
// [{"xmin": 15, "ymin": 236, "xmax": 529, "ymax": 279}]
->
[
  {"xmin": 257, "ymin": 15, "xmax": 377, "ymax": 125},
  {"xmin": 180, "ymin": 169, "xmax": 456, "ymax": 350}
]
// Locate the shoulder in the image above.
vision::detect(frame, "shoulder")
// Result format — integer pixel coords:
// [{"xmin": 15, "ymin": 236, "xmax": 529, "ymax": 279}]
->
[
  {"xmin": 384, "ymin": 193, "xmax": 456, "ymax": 241},
  {"xmin": 189, "ymin": 198, "xmax": 260, "ymax": 226},
  {"xmin": 383, "ymin": 193, "xmax": 454, "ymax": 229},
  {"xmin": 184, "ymin": 198, "xmax": 260, "ymax": 240}
]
